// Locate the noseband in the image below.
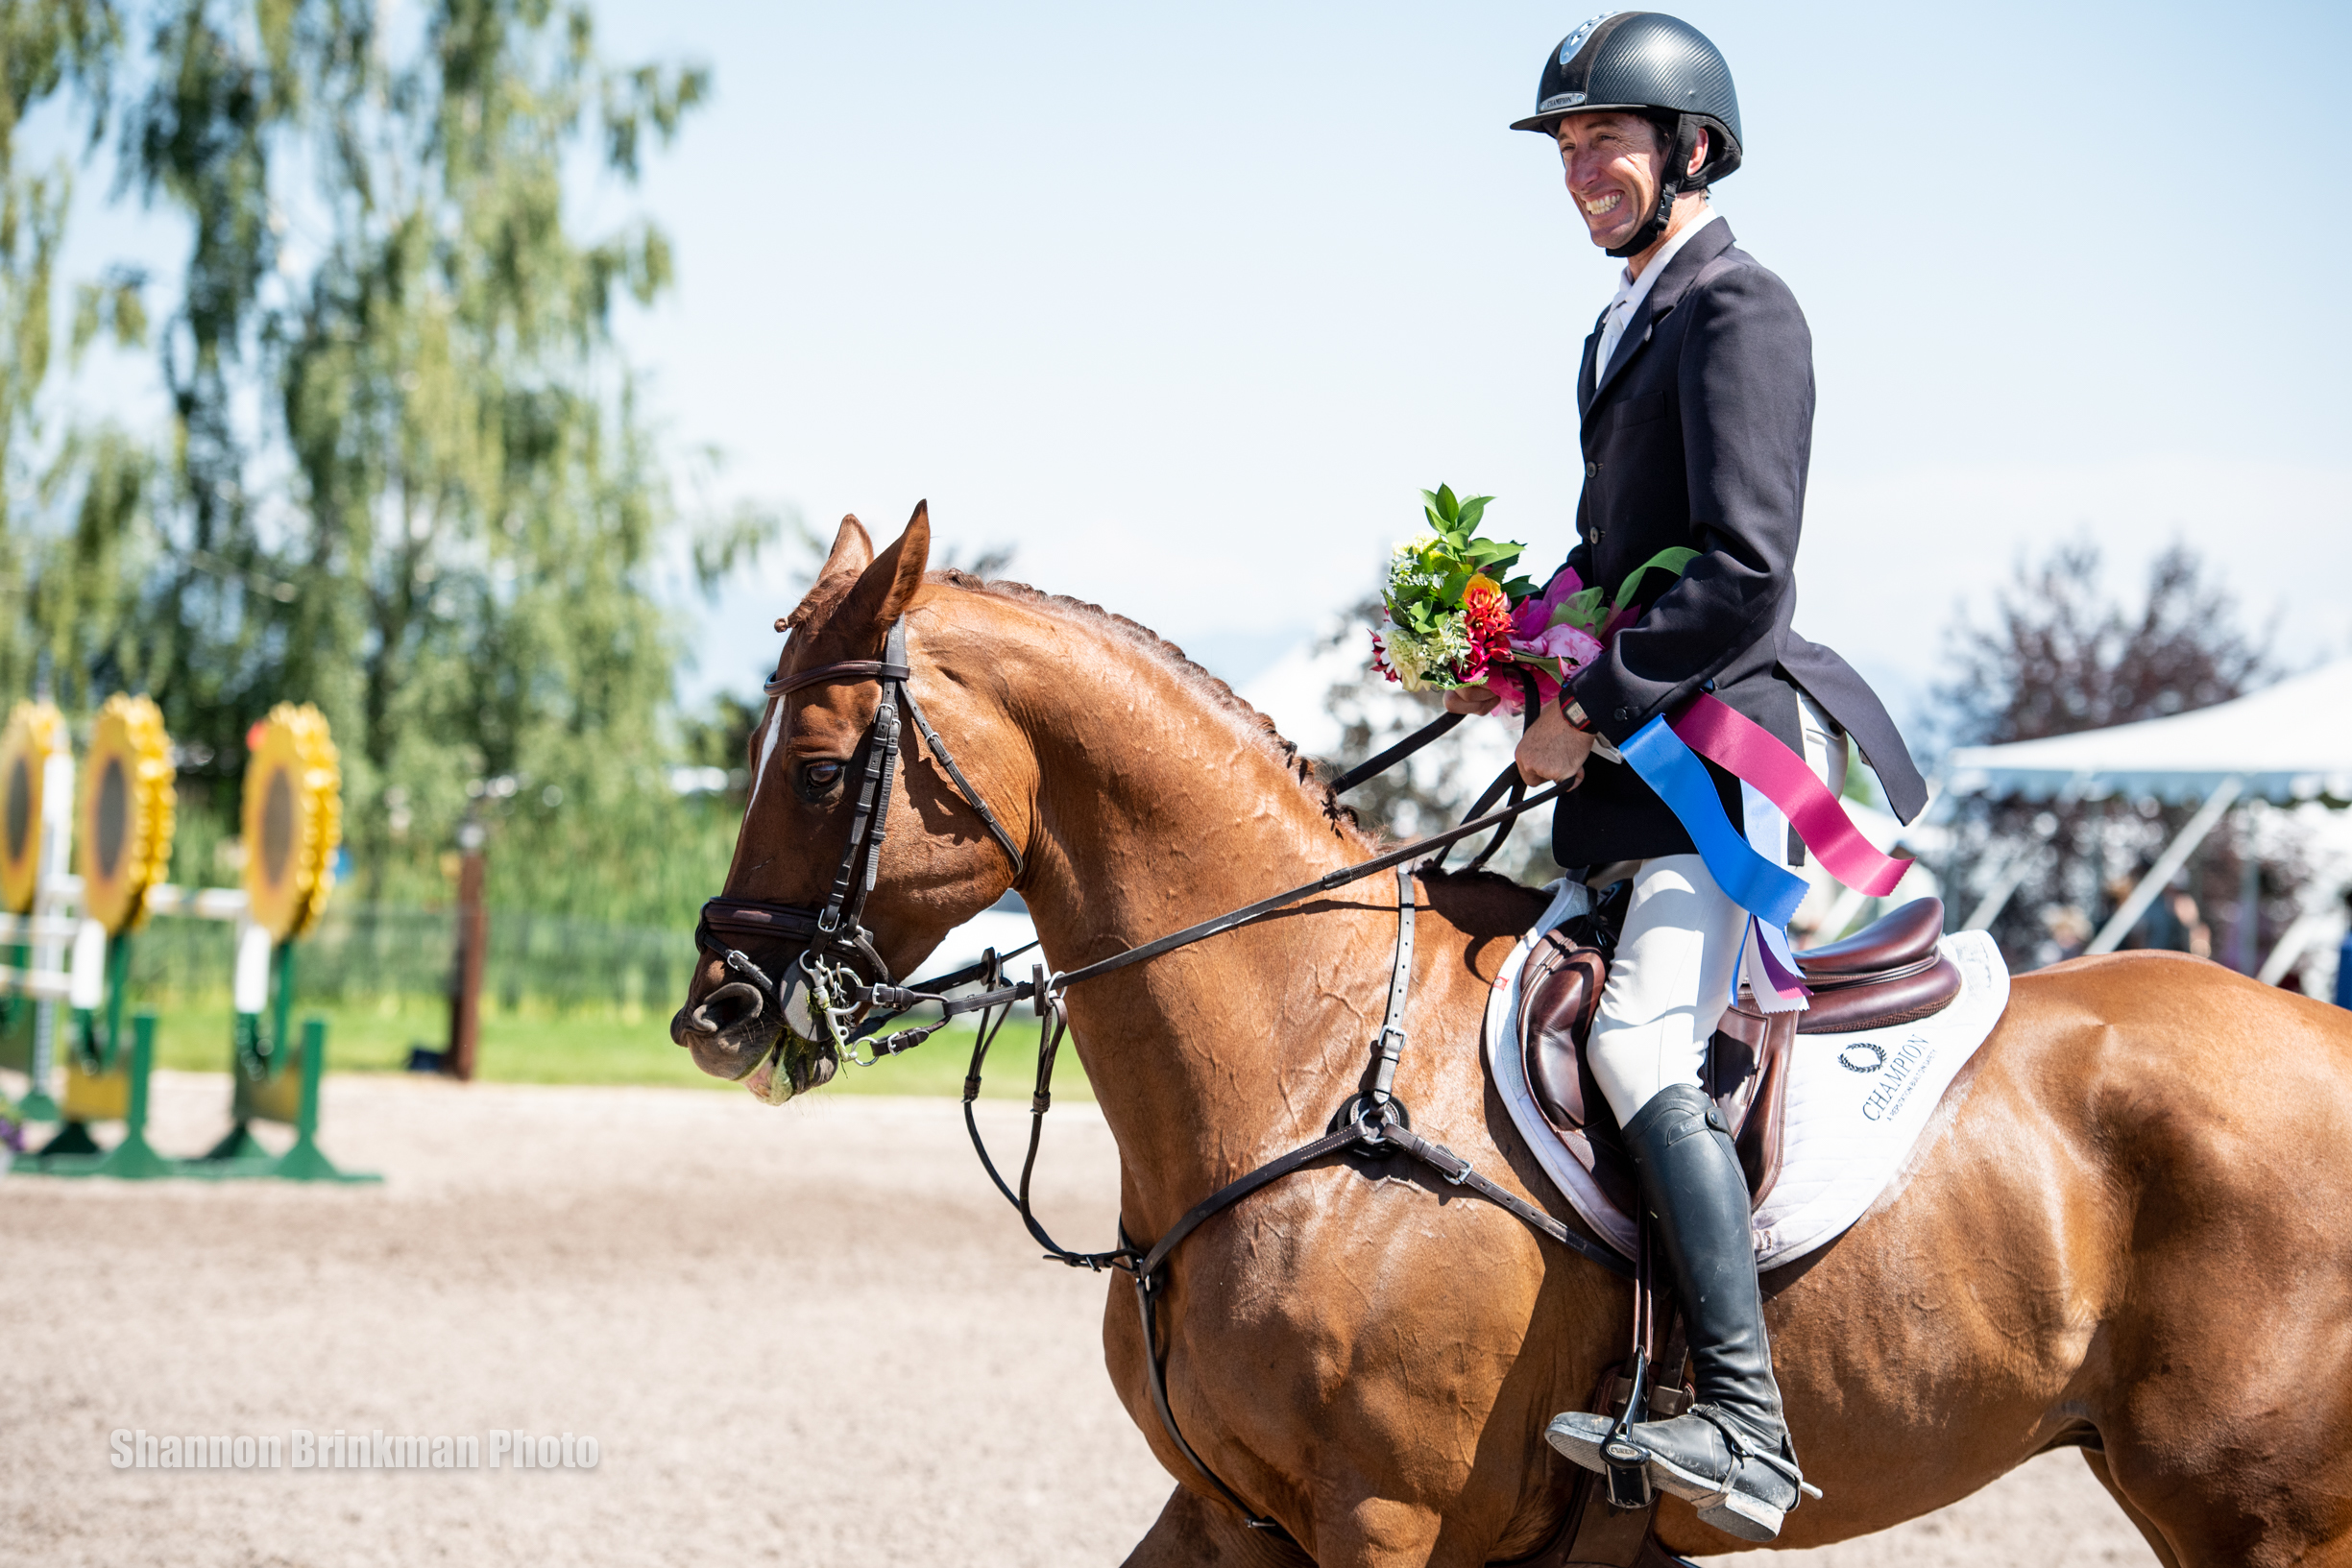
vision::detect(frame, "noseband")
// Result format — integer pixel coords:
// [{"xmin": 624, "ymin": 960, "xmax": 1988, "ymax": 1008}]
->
[{"xmin": 693, "ymin": 615, "xmax": 1028, "ymax": 1056}]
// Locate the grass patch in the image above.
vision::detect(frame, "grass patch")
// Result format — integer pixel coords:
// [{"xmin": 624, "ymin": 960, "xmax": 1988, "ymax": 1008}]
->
[{"xmin": 136, "ymin": 994, "xmax": 1090, "ymax": 1100}]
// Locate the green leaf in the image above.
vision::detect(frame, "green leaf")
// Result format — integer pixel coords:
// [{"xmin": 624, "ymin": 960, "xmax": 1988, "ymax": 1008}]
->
[
  {"xmin": 1551, "ymin": 586, "xmax": 1609, "ymax": 631},
  {"xmin": 1433, "ymin": 483, "xmax": 1459, "ymax": 521},
  {"xmin": 1456, "ymin": 495, "xmax": 1493, "ymax": 532},
  {"xmin": 1611, "ymin": 547, "xmax": 1701, "ymax": 613}
]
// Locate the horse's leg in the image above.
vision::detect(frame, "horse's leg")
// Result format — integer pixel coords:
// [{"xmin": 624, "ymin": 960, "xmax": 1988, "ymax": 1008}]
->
[
  {"xmin": 2071, "ymin": 976, "xmax": 2352, "ymax": 1568},
  {"xmin": 2091, "ymin": 1372, "xmax": 2352, "ymax": 1567},
  {"xmin": 2080, "ymin": 1450, "xmax": 2184, "ymax": 1568},
  {"xmin": 1119, "ymin": 1485, "xmax": 1312, "ymax": 1568}
]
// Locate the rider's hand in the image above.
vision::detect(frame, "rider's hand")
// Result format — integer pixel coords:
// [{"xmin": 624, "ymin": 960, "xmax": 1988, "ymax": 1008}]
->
[
  {"xmin": 1515, "ymin": 700, "xmax": 1597, "ymax": 787},
  {"xmin": 1444, "ymin": 684, "xmax": 1501, "ymax": 715}
]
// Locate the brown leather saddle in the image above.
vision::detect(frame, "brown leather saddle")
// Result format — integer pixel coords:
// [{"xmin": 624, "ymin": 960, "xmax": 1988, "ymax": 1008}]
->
[
  {"xmin": 1498, "ymin": 897, "xmax": 1963, "ymax": 1568},
  {"xmin": 1518, "ymin": 897, "xmax": 1960, "ymax": 1216}
]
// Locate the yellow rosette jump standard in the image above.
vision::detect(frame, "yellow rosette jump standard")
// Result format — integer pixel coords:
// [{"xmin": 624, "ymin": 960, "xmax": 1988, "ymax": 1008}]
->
[
  {"xmin": 241, "ymin": 703, "xmax": 343, "ymax": 943},
  {"xmin": 78, "ymin": 694, "xmax": 177, "ymax": 937},
  {"xmin": 0, "ymin": 700, "xmax": 70, "ymax": 1123},
  {"xmin": 34, "ymin": 695, "xmax": 183, "ymax": 1174},
  {"xmin": 0, "ymin": 699, "xmax": 68, "ymax": 916},
  {"xmin": 197, "ymin": 703, "xmax": 374, "ymax": 1182}
]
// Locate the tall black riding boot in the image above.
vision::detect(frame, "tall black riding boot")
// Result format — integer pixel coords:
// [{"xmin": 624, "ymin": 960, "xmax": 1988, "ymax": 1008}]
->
[{"xmin": 1543, "ymin": 1083, "xmax": 1810, "ymax": 1542}]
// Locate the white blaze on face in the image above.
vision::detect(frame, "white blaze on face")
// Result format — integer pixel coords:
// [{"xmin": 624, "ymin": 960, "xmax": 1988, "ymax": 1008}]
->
[{"xmin": 744, "ymin": 696, "xmax": 784, "ymax": 812}]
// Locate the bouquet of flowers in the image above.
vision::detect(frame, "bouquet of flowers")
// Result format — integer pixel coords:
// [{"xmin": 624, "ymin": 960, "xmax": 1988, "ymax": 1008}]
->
[
  {"xmin": 1372, "ymin": 484, "xmax": 1698, "ymax": 714},
  {"xmin": 1370, "ymin": 487, "xmax": 1538, "ymax": 692}
]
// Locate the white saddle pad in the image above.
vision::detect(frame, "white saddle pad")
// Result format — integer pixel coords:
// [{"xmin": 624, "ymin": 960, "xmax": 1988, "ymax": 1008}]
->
[{"xmin": 1483, "ymin": 881, "xmax": 2011, "ymax": 1270}]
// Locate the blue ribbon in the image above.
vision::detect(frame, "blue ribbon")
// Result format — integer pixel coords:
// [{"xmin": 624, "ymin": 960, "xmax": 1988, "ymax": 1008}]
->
[{"xmin": 1617, "ymin": 715, "xmax": 1809, "ymax": 929}]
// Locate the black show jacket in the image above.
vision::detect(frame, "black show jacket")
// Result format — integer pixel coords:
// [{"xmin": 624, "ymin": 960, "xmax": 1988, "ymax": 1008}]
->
[{"xmin": 1550, "ymin": 218, "xmax": 1926, "ymax": 869}]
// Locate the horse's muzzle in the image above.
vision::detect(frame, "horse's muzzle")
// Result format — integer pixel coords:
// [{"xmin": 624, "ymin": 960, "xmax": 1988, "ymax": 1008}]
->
[
  {"xmin": 671, "ymin": 975, "xmax": 845, "ymax": 1103},
  {"xmin": 671, "ymin": 982, "xmax": 779, "ymax": 1082}
]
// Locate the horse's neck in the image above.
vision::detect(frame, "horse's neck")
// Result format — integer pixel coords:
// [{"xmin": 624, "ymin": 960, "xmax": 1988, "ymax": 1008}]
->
[{"xmin": 1012, "ymin": 636, "xmax": 1392, "ymax": 1231}]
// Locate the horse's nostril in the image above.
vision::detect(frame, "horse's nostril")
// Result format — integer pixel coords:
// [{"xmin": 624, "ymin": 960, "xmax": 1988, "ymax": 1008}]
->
[{"xmin": 687, "ymin": 980, "xmax": 765, "ymax": 1036}]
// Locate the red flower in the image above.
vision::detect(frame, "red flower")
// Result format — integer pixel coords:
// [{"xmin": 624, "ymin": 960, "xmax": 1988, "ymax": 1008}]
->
[{"xmin": 1458, "ymin": 574, "xmax": 1515, "ymax": 682}]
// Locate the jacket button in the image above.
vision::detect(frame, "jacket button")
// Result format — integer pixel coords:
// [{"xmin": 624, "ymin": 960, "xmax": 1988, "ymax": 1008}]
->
[
  {"xmin": 1615, "ymin": 707, "xmax": 1634, "ymax": 723},
  {"xmin": 1585, "ymin": 460, "xmax": 1599, "ymax": 478}
]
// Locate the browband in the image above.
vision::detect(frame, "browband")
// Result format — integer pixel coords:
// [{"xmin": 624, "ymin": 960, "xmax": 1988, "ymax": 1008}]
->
[{"xmin": 765, "ymin": 659, "xmax": 911, "ymax": 696}]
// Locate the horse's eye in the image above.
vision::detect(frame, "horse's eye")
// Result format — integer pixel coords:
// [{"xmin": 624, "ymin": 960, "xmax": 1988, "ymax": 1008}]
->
[{"xmin": 796, "ymin": 760, "xmax": 844, "ymax": 801}]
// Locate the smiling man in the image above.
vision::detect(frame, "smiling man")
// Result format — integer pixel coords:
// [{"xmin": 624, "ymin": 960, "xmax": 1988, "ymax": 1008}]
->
[{"xmin": 1446, "ymin": 10, "xmax": 1930, "ymax": 1547}]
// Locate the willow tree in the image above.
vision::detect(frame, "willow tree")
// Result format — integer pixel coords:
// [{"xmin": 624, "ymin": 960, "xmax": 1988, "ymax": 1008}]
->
[
  {"xmin": 0, "ymin": 1, "xmax": 154, "ymax": 712},
  {"xmin": 114, "ymin": 0, "xmax": 757, "ymax": 918}
]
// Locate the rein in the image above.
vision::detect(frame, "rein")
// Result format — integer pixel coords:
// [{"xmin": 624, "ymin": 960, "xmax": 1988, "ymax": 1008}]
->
[{"xmin": 695, "ymin": 626, "xmax": 1619, "ymax": 1534}]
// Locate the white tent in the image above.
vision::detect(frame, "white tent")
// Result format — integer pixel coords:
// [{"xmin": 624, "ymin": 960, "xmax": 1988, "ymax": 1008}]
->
[
  {"xmin": 1947, "ymin": 657, "xmax": 2352, "ymax": 807},
  {"xmin": 1944, "ymin": 658, "xmax": 2352, "ymax": 963}
]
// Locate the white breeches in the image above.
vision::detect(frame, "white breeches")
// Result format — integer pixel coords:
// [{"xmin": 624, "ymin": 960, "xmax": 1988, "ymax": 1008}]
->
[{"xmin": 1586, "ymin": 694, "xmax": 1844, "ymax": 1125}]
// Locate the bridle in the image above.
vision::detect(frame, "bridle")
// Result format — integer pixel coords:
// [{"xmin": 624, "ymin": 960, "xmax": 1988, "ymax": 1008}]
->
[
  {"xmin": 690, "ymin": 616, "xmax": 1629, "ymax": 1535},
  {"xmin": 694, "ymin": 615, "xmax": 1030, "ymax": 1063}
]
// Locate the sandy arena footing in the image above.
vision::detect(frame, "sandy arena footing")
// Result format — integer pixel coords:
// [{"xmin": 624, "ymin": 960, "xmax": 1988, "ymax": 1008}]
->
[{"xmin": 0, "ymin": 1071, "xmax": 2157, "ymax": 1566}]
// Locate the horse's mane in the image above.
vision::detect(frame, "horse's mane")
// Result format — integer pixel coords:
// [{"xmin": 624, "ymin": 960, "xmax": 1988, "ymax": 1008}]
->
[
  {"xmin": 932, "ymin": 571, "xmax": 1545, "ymax": 912},
  {"xmin": 934, "ymin": 569, "xmax": 1369, "ymax": 844}
]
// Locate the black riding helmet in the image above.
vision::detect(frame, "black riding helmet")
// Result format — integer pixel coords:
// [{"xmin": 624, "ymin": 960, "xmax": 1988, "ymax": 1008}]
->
[{"xmin": 1512, "ymin": 12, "xmax": 1743, "ymax": 259}]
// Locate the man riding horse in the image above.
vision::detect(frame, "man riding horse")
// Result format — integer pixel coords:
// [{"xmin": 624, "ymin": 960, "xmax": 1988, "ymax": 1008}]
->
[{"xmin": 1447, "ymin": 12, "xmax": 1928, "ymax": 1542}]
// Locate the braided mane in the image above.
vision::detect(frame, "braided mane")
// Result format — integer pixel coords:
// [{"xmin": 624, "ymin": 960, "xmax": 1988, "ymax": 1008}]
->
[{"xmin": 933, "ymin": 569, "xmax": 1365, "ymax": 843}]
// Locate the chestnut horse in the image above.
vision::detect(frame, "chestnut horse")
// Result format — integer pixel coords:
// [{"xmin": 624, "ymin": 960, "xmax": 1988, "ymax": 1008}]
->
[{"xmin": 673, "ymin": 506, "xmax": 2352, "ymax": 1568}]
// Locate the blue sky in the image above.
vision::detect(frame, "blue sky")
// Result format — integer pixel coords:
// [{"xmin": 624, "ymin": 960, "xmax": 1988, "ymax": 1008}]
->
[{"xmin": 33, "ymin": 1, "xmax": 2352, "ymax": 746}]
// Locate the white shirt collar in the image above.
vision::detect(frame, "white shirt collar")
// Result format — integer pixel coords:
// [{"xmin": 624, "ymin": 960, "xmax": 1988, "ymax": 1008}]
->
[{"xmin": 1593, "ymin": 205, "xmax": 1720, "ymax": 384}]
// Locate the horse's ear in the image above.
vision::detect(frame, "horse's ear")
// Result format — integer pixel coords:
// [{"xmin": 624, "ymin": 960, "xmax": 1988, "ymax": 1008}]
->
[
  {"xmin": 778, "ymin": 516, "xmax": 874, "ymax": 632},
  {"xmin": 816, "ymin": 514, "xmax": 874, "ymax": 582},
  {"xmin": 834, "ymin": 500, "xmax": 933, "ymax": 640}
]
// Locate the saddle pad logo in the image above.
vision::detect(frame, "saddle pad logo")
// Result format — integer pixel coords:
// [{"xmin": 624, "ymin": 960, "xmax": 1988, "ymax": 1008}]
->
[
  {"xmin": 1561, "ymin": 12, "xmax": 1620, "ymax": 64},
  {"xmin": 1836, "ymin": 1042, "xmax": 1886, "ymax": 1074}
]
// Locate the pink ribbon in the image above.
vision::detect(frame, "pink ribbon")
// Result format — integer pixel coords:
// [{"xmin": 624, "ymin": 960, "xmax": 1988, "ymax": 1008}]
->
[
  {"xmin": 1668, "ymin": 693, "xmax": 1913, "ymax": 898},
  {"xmin": 1744, "ymin": 915, "xmax": 1810, "ymax": 1012}
]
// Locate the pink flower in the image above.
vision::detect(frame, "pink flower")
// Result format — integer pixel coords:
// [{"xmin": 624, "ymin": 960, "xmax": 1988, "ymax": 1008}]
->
[
  {"xmin": 1515, "ymin": 620, "xmax": 1604, "ymax": 669},
  {"xmin": 1511, "ymin": 568, "xmax": 1586, "ymax": 640}
]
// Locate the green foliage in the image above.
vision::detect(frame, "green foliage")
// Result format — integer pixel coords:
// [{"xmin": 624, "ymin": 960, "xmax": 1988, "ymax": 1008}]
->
[
  {"xmin": 0, "ymin": 1, "xmax": 797, "ymax": 932},
  {"xmin": 0, "ymin": 0, "xmax": 136, "ymax": 708},
  {"xmin": 1417, "ymin": 483, "xmax": 1534, "ymax": 601},
  {"xmin": 107, "ymin": 1, "xmax": 741, "ymax": 919}
]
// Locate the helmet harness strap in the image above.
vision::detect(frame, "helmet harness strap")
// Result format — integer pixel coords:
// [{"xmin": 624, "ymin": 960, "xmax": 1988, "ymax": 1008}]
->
[{"xmin": 1607, "ymin": 112, "xmax": 1704, "ymax": 260}]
